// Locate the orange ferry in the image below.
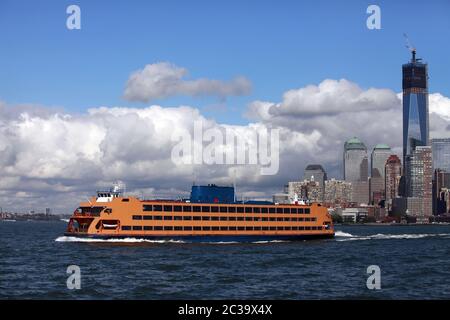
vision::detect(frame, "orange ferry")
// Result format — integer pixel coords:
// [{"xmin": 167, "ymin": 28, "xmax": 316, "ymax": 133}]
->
[{"xmin": 65, "ymin": 184, "xmax": 334, "ymax": 242}]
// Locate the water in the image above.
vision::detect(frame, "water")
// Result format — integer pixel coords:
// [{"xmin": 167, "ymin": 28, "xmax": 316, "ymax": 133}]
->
[{"xmin": 1, "ymin": 220, "xmax": 450, "ymax": 299}]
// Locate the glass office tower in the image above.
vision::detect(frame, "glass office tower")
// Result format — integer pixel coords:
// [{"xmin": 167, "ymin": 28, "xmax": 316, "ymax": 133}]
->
[
  {"xmin": 402, "ymin": 49, "xmax": 429, "ymax": 166},
  {"xmin": 402, "ymin": 50, "xmax": 430, "ymax": 197},
  {"xmin": 431, "ymin": 138, "xmax": 450, "ymax": 172}
]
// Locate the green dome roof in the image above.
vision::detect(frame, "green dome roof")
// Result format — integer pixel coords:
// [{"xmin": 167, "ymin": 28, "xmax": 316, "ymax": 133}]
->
[
  {"xmin": 374, "ymin": 143, "xmax": 391, "ymax": 150},
  {"xmin": 344, "ymin": 137, "xmax": 366, "ymax": 150},
  {"xmin": 346, "ymin": 137, "xmax": 362, "ymax": 144}
]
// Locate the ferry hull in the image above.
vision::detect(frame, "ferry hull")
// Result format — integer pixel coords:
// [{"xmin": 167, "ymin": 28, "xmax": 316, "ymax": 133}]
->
[{"xmin": 64, "ymin": 232, "xmax": 334, "ymax": 242}]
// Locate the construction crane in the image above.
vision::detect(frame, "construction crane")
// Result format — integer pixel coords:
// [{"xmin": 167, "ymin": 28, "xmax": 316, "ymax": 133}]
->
[{"xmin": 403, "ymin": 33, "xmax": 417, "ymax": 62}]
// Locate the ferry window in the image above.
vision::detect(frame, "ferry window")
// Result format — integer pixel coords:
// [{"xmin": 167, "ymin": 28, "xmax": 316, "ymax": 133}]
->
[
  {"xmin": 276, "ymin": 217, "xmax": 283, "ymax": 221},
  {"xmin": 183, "ymin": 206, "xmax": 192, "ymax": 212},
  {"xmin": 245, "ymin": 226, "xmax": 253, "ymax": 231},
  {"xmin": 237, "ymin": 226, "xmax": 245, "ymax": 231},
  {"xmin": 143, "ymin": 205, "xmax": 153, "ymax": 211},
  {"xmin": 183, "ymin": 216, "xmax": 192, "ymax": 220},
  {"xmin": 174, "ymin": 226, "xmax": 183, "ymax": 231},
  {"xmin": 298, "ymin": 218, "xmax": 304, "ymax": 221},
  {"xmin": 174, "ymin": 216, "xmax": 182, "ymax": 220},
  {"xmin": 211, "ymin": 226, "xmax": 219, "ymax": 231},
  {"xmin": 164, "ymin": 226, "xmax": 173, "ymax": 231},
  {"xmin": 269, "ymin": 217, "xmax": 276, "ymax": 221},
  {"xmin": 261, "ymin": 207, "xmax": 268, "ymax": 213},
  {"xmin": 262, "ymin": 227, "xmax": 269, "ymax": 230},
  {"xmin": 276, "ymin": 208, "xmax": 283, "ymax": 213},
  {"xmin": 283, "ymin": 208, "xmax": 290, "ymax": 214},
  {"xmin": 292, "ymin": 226, "xmax": 299, "ymax": 230},
  {"xmin": 304, "ymin": 208, "xmax": 310, "ymax": 214},
  {"xmin": 220, "ymin": 207, "xmax": 228, "ymax": 213},
  {"xmin": 304, "ymin": 218, "xmax": 310, "ymax": 221},
  {"xmin": 211, "ymin": 206, "xmax": 219, "ymax": 213},
  {"xmin": 228, "ymin": 207, "xmax": 236, "ymax": 213},
  {"xmin": 237, "ymin": 207, "xmax": 244, "ymax": 213},
  {"xmin": 184, "ymin": 226, "xmax": 192, "ymax": 231},
  {"xmin": 211, "ymin": 216, "xmax": 219, "ymax": 221},
  {"xmin": 133, "ymin": 226, "xmax": 143, "ymax": 231},
  {"xmin": 154, "ymin": 226, "xmax": 163, "ymax": 230},
  {"xmin": 298, "ymin": 226, "xmax": 305, "ymax": 230},
  {"xmin": 121, "ymin": 226, "xmax": 131, "ymax": 230},
  {"xmin": 291, "ymin": 217, "xmax": 298, "ymax": 221},
  {"xmin": 228, "ymin": 217, "xmax": 235, "ymax": 221},
  {"xmin": 254, "ymin": 227, "xmax": 261, "ymax": 231},
  {"xmin": 253, "ymin": 207, "xmax": 260, "ymax": 213},
  {"xmin": 202, "ymin": 206, "xmax": 210, "ymax": 212},
  {"xmin": 122, "ymin": 198, "xmax": 129, "ymax": 202},
  {"xmin": 269, "ymin": 208, "xmax": 276, "ymax": 214},
  {"xmin": 193, "ymin": 226, "xmax": 201, "ymax": 231},
  {"xmin": 245, "ymin": 207, "xmax": 252, "ymax": 213},
  {"xmin": 202, "ymin": 216, "xmax": 210, "ymax": 221},
  {"xmin": 154, "ymin": 216, "xmax": 163, "ymax": 220},
  {"xmin": 220, "ymin": 226, "xmax": 228, "ymax": 231},
  {"xmin": 305, "ymin": 226, "xmax": 311, "ymax": 230},
  {"xmin": 269, "ymin": 226, "xmax": 276, "ymax": 230},
  {"xmin": 237, "ymin": 217, "xmax": 244, "ymax": 221},
  {"xmin": 245, "ymin": 217, "xmax": 252, "ymax": 221},
  {"xmin": 298, "ymin": 208, "xmax": 304, "ymax": 214},
  {"xmin": 312, "ymin": 218, "xmax": 316, "ymax": 221},
  {"xmin": 202, "ymin": 226, "xmax": 211, "ymax": 231},
  {"xmin": 291, "ymin": 208, "xmax": 297, "ymax": 214},
  {"xmin": 284, "ymin": 226, "xmax": 292, "ymax": 230},
  {"xmin": 143, "ymin": 226, "xmax": 153, "ymax": 230},
  {"xmin": 284, "ymin": 217, "xmax": 290, "ymax": 221},
  {"xmin": 164, "ymin": 216, "xmax": 172, "ymax": 220},
  {"xmin": 163, "ymin": 205, "xmax": 172, "ymax": 212},
  {"xmin": 174, "ymin": 206, "xmax": 182, "ymax": 212},
  {"xmin": 229, "ymin": 226, "xmax": 237, "ymax": 231},
  {"xmin": 193, "ymin": 216, "xmax": 201, "ymax": 221},
  {"xmin": 253, "ymin": 217, "xmax": 260, "ymax": 221},
  {"xmin": 193, "ymin": 206, "xmax": 201, "ymax": 212},
  {"xmin": 262, "ymin": 217, "xmax": 268, "ymax": 221},
  {"xmin": 153, "ymin": 205, "xmax": 162, "ymax": 211},
  {"xmin": 132, "ymin": 215, "xmax": 142, "ymax": 220}
]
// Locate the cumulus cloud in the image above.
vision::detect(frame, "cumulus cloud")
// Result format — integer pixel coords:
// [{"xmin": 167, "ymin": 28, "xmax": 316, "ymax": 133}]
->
[
  {"xmin": 246, "ymin": 79, "xmax": 399, "ymax": 119},
  {"xmin": 1, "ymin": 79, "xmax": 450, "ymax": 213},
  {"xmin": 123, "ymin": 62, "xmax": 252, "ymax": 102}
]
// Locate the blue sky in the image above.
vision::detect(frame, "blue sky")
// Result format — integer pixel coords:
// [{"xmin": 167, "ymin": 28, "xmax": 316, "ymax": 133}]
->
[{"xmin": 1, "ymin": 0, "xmax": 449, "ymax": 124}]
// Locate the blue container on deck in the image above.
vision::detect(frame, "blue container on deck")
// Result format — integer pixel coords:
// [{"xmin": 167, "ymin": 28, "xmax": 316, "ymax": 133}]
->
[{"xmin": 190, "ymin": 184, "xmax": 235, "ymax": 203}]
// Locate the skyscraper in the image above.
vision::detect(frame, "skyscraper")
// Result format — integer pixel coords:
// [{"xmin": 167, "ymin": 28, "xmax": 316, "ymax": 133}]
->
[
  {"xmin": 402, "ymin": 49, "xmax": 429, "ymax": 172},
  {"xmin": 303, "ymin": 164, "xmax": 327, "ymax": 200},
  {"xmin": 371, "ymin": 144, "xmax": 392, "ymax": 178},
  {"xmin": 385, "ymin": 154, "xmax": 402, "ymax": 212},
  {"xmin": 408, "ymin": 146, "xmax": 433, "ymax": 219},
  {"xmin": 344, "ymin": 137, "xmax": 368, "ymax": 182},
  {"xmin": 431, "ymin": 138, "xmax": 450, "ymax": 172},
  {"xmin": 370, "ymin": 144, "xmax": 392, "ymax": 204}
]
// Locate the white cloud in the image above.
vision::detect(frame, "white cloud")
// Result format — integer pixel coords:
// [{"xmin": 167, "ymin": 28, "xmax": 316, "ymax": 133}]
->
[{"xmin": 123, "ymin": 62, "xmax": 252, "ymax": 102}]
